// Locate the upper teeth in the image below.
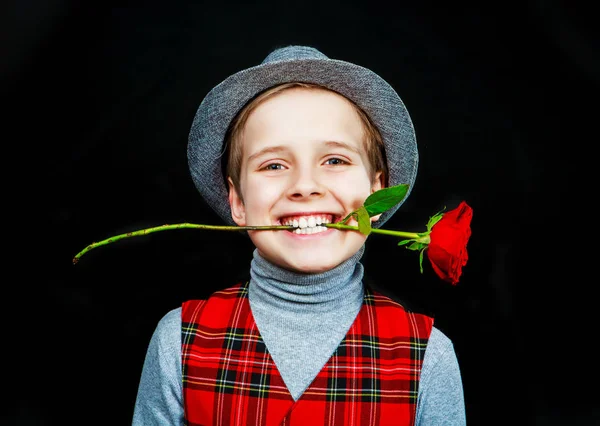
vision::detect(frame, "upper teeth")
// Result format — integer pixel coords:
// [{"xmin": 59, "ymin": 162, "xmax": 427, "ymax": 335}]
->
[{"xmin": 282, "ymin": 215, "xmax": 332, "ymax": 228}]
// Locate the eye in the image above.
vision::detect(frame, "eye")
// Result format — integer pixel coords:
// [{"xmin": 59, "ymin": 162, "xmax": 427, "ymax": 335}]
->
[
  {"xmin": 325, "ymin": 157, "xmax": 348, "ymax": 166},
  {"xmin": 262, "ymin": 163, "xmax": 285, "ymax": 171}
]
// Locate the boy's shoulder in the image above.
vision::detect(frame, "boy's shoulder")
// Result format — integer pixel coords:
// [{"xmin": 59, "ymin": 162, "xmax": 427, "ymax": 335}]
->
[{"xmin": 181, "ymin": 281, "xmax": 249, "ymax": 318}]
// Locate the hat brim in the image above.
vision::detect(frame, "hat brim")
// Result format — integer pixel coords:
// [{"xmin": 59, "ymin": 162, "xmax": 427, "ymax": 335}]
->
[{"xmin": 187, "ymin": 57, "xmax": 417, "ymax": 228}]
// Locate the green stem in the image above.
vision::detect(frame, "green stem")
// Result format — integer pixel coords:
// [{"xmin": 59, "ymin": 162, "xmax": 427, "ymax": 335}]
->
[
  {"xmin": 324, "ymin": 223, "xmax": 423, "ymax": 239},
  {"xmin": 72, "ymin": 222, "xmax": 429, "ymax": 264},
  {"xmin": 72, "ymin": 223, "xmax": 295, "ymax": 264}
]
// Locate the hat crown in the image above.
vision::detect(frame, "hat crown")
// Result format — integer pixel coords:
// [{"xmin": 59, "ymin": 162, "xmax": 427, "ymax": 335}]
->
[{"xmin": 261, "ymin": 45, "xmax": 329, "ymax": 64}]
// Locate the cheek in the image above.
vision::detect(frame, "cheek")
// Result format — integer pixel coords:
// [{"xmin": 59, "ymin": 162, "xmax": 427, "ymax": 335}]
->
[
  {"xmin": 246, "ymin": 178, "xmax": 282, "ymax": 199},
  {"xmin": 241, "ymin": 178, "xmax": 284, "ymax": 214},
  {"xmin": 333, "ymin": 174, "xmax": 373, "ymax": 205}
]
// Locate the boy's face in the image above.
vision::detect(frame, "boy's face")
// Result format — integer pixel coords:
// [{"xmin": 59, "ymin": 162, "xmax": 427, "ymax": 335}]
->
[{"xmin": 228, "ymin": 87, "xmax": 383, "ymax": 273}]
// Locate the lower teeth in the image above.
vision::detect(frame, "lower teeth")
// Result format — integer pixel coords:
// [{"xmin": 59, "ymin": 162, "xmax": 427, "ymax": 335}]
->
[{"xmin": 293, "ymin": 225, "xmax": 327, "ymax": 235}]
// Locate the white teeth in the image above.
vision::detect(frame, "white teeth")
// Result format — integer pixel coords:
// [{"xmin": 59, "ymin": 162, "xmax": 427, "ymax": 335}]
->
[
  {"xmin": 294, "ymin": 225, "xmax": 327, "ymax": 235},
  {"xmin": 281, "ymin": 215, "xmax": 333, "ymax": 229}
]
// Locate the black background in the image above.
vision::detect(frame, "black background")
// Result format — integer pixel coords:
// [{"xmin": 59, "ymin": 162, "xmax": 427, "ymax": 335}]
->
[{"xmin": 4, "ymin": 1, "xmax": 598, "ymax": 425}]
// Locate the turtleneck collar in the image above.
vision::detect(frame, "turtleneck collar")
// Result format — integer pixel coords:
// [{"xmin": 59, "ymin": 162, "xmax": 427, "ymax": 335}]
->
[{"xmin": 248, "ymin": 245, "xmax": 366, "ymax": 314}]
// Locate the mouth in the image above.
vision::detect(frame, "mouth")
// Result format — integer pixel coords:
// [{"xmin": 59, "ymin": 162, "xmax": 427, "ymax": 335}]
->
[{"xmin": 278, "ymin": 213, "xmax": 339, "ymax": 235}]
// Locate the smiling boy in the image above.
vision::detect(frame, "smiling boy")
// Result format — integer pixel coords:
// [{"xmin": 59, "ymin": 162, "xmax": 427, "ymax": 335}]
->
[
  {"xmin": 228, "ymin": 84, "xmax": 383, "ymax": 273},
  {"xmin": 133, "ymin": 45, "xmax": 466, "ymax": 425}
]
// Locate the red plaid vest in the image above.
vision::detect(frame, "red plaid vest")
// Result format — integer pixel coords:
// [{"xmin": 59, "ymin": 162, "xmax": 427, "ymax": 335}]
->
[{"xmin": 182, "ymin": 282, "xmax": 433, "ymax": 426}]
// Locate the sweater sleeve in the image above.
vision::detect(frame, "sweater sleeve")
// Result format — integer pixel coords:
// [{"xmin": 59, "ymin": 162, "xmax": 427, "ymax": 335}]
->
[
  {"xmin": 416, "ymin": 326, "xmax": 467, "ymax": 425},
  {"xmin": 132, "ymin": 307, "xmax": 184, "ymax": 426}
]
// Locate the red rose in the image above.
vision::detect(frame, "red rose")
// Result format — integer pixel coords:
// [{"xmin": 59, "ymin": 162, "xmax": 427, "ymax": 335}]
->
[{"xmin": 426, "ymin": 201, "xmax": 473, "ymax": 285}]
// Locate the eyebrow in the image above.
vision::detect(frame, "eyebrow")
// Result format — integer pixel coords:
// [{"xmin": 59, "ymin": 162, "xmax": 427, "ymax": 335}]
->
[
  {"xmin": 247, "ymin": 146, "xmax": 288, "ymax": 164},
  {"xmin": 323, "ymin": 140, "xmax": 362, "ymax": 154},
  {"xmin": 247, "ymin": 140, "xmax": 361, "ymax": 163}
]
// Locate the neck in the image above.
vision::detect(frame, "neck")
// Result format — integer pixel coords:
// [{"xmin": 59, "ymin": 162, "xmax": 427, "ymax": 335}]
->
[{"xmin": 248, "ymin": 246, "xmax": 365, "ymax": 314}]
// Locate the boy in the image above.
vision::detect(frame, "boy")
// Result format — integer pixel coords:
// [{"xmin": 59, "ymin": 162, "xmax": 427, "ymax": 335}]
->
[{"xmin": 132, "ymin": 45, "xmax": 466, "ymax": 425}]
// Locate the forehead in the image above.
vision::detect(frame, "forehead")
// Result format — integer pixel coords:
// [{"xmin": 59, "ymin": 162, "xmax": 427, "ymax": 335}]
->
[{"xmin": 243, "ymin": 87, "xmax": 364, "ymax": 138}]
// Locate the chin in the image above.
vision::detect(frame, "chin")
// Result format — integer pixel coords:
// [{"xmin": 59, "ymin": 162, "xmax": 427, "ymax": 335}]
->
[
  {"xmin": 252, "ymin": 234, "xmax": 366, "ymax": 274},
  {"xmin": 279, "ymin": 252, "xmax": 348, "ymax": 274}
]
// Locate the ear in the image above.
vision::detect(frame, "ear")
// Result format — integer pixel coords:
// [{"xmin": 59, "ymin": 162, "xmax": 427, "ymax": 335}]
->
[
  {"xmin": 227, "ymin": 177, "xmax": 246, "ymax": 226},
  {"xmin": 370, "ymin": 171, "xmax": 385, "ymax": 223}
]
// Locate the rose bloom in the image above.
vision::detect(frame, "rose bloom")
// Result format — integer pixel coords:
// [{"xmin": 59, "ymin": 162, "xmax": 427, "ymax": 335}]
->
[{"xmin": 426, "ymin": 201, "xmax": 473, "ymax": 285}]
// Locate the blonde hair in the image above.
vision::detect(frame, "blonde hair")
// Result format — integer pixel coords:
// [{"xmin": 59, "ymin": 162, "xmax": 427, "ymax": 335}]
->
[{"xmin": 224, "ymin": 82, "xmax": 388, "ymax": 200}]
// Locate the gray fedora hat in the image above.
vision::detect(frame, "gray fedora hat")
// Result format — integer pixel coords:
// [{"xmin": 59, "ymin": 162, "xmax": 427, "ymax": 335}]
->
[{"xmin": 187, "ymin": 45, "xmax": 417, "ymax": 228}]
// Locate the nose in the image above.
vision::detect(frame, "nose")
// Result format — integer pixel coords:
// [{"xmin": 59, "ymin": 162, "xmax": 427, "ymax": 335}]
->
[{"xmin": 286, "ymin": 167, "xmax": 325, "ymax": 200}]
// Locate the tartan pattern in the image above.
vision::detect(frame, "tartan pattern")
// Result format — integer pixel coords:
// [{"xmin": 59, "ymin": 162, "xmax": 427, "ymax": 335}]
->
[{"xmin": 182, "ymin": 282, "xmax": 433, "ymax": 426}]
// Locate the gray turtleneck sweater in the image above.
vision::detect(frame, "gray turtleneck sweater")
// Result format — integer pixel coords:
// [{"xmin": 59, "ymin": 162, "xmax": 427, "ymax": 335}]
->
[{"xmin": 132, "ymin": 247, "xmax": 466, "ymax": 425}]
